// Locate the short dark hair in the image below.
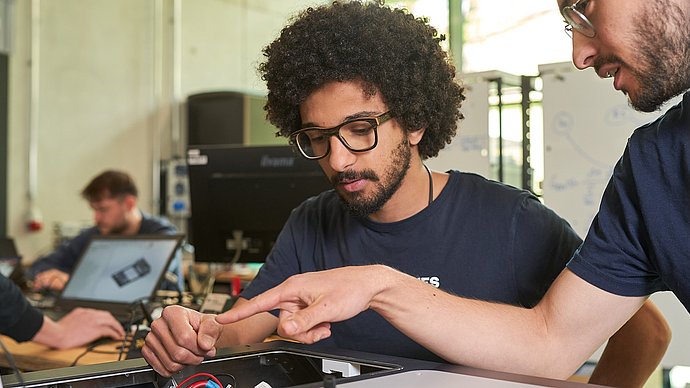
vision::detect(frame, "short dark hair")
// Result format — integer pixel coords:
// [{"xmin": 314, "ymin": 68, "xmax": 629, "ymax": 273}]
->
[
  {"xmin": 260, "ymin": 1, "xmax": 465, "ymax": 159},
  {"xmin": 81, "ymin": 170, "xmax": 138, "ymax": 202}
]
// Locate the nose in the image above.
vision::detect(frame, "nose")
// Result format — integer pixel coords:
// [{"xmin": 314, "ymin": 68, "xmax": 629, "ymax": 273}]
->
[
  {"xmin": 571, "ymin": 33, "xmax": 597, "ymax": 70},
  {"xmin": 325, "ymin": 136, "xmax": 356, "ymax": 172}
]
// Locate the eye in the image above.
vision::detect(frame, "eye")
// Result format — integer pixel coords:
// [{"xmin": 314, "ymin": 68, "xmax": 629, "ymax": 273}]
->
[
  {"xmin": 343, "ymin": 121, "xmax": 375, "ymax": 136},
  {"xmin": 307, "ymin": 131, "xmax": 328, "ymax": 143}
]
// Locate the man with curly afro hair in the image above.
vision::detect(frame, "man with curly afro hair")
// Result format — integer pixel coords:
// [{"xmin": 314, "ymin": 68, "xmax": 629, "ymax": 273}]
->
[
  {"xmin": 143, "ymin": 2, "xmax": 668, "ymax": 385},
  {"xmin": 260, "ymin": 1, "xmax": 463, "ymax": 161}
]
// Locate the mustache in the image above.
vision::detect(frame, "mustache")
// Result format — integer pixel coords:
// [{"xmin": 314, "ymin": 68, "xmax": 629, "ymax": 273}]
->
[
  {"xmin": 331, "ymin": 169, "xmax": 379, "ymax": 185},
  {"xmin": 593, "ymin": 54, "xmax": 624, "ymax": 74}
]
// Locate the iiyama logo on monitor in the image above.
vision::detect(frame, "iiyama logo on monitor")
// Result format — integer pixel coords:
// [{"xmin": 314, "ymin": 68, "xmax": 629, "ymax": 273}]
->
[{"xmin": 260, "ymin": 155, "xmax": 296, "ymax": 168}]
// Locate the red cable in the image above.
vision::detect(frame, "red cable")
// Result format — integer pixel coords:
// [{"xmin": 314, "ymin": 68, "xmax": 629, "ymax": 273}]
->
[{"xmin": 177, "ymin": 372, "xmax": 223, "ymax": 388}]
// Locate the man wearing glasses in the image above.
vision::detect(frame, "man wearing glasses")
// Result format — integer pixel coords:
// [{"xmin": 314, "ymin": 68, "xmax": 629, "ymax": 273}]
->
[
  {"xmin": 143, "ymin": 2, "xmax": 670, "ymax": 384},
  {"xmin": 200, "ymin": 0, "xmax": 690, "ymax": 382}
]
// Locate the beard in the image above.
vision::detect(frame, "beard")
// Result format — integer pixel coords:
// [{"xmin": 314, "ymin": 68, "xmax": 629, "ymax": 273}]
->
[
  {"xmin": 624, "ymin": 1, "xmax": 690, "ymax": 112},
  {"xmin": 332, "ymin": 137, "xmax": 412, "ymax": 218}
]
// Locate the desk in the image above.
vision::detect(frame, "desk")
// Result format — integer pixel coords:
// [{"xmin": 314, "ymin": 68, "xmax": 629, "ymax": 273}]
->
[
  {"xmin": 0, "ymin": 333, "xmax": 286, "ymax": 372},
  {"xmin": 0, "ymin": 336, "xmax": 124, "ymax": 371}
]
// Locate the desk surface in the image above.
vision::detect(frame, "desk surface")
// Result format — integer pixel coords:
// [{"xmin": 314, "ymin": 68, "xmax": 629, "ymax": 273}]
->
[
  {"xmin": 0, "ymin": 333, "xmax": 287, "ymax": 372},
  {"xmin": 0, "ymin": 336, "xmax": 124, "ymax": 371}
]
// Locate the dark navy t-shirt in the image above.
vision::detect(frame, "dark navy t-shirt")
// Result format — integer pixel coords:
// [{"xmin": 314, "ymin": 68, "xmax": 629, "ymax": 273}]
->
[
  {"xmin": 0, "ymin": 275, "xmax": 44, "ymax": 342},
  {"xmin": 242, "ymin": 171, "xmax": 581, "ymax": 362},
  {"xmin": 568, "ymin": 92, "xmax": 690, "ymax": 312}
]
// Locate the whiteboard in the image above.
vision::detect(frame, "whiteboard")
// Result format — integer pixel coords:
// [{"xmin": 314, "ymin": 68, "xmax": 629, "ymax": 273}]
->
[
  {"xmin": 540, "ymin": 62, "xmax": 687, "ymax": 368},
  {"xmin": 426, "ymin": 71, "xmax": 495, "ymax": 177}
]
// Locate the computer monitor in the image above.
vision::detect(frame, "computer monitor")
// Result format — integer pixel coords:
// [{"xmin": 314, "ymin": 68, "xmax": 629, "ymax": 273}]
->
[{"xmin": 187, "ymin": 145, "xmax": 332, "ymax": 264}]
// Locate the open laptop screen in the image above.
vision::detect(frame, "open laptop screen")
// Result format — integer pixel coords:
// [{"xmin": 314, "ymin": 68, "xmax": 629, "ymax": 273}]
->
[{"xmin": 60, "ymin": 235, "xmax": 183, "ymax": 305}]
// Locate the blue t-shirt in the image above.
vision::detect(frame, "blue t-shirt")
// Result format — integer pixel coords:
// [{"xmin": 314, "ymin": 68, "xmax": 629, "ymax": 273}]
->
[
  {"xmin": 568, "ymin": 92, "xmax": 690, "ymax": 312},
  {"xmin": 242, "ymin": 171, "xmax": 581, "ymax": 362}
]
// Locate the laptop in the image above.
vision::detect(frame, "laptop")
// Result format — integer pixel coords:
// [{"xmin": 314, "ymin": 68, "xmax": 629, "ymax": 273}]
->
[{"xmin": 45, "ymin": 234, "xmax": 184, "ymax": 323}]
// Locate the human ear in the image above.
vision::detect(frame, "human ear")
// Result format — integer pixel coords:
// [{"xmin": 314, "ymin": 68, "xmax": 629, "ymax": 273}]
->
[{"xmin": 408, "ymin": 127, "xmax": 426, "ymax": 146}]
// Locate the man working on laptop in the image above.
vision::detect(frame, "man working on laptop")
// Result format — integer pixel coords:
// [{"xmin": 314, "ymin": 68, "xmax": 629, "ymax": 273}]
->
[
  {"xmin": 1, "ymin": 275, "xmax": 124, "ymax": 349},
  {"xmin": 29, "ymin": 170, "xmax": 183, "ymax": 292},
  {"xmin": 142, "ymin": 3, "xmax": 669, "ymax": 386}
]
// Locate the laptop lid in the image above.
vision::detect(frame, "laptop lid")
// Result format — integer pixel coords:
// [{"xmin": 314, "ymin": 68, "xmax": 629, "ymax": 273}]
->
[
  {"xmin": 0, "ymin": 237, "xmax": 21, "ymax": 278},
  {"xmin": 56, "ymin": 234, "xmax": 183, "ymax": 313}
]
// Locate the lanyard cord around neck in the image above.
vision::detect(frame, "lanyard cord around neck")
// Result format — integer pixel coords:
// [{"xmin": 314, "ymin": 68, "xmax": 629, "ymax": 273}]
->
[{"xmin": 424, "ymin": 164, "xmax": 433, "ymax": 206}]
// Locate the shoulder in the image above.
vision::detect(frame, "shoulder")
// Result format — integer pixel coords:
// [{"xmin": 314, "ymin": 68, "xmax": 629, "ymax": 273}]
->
[
  {"xmin": 139, "ymin": 212, "xmax": 177, "ymax": 234},
  {"xmin": 76, "ymin": 225, "xmax": 99, "ymax": 236},
  {"xmin": 616, "ymin": 92, "xmax": 690, "ymax": 196},
  {"xmin": 446, "ymin": 170, "xmax": 538, "ymax": 210},
  {"xmin": 71, "ymin": 227, "xmax": 99, "ymax": 244},
  {"xmin": 436, "ymin": 172, "xmax": 565, "ymax": 239},
  {"xmin": 447, "ymin": 171, "xmax": 572, "ymax": 232},
  {"xmin": 629, "ymin": 92, "xmax": 690, "ymax": 151}
]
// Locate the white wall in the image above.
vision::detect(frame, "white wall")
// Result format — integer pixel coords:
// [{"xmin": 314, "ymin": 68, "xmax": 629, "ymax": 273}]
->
[
  {"xmin": 8, "ymin": 0, "xmax": 159, "ymax": 260},
  {"xmin": 179, "ymin": 0, "xmax": 323, "ymax": 96},
  {"xmin": 6, "ymin": 0, "xmax": 325, "ymax": 262},
  {"xmin": 427, "ymin": 71, "xmax": 494, "ymax": 177}
]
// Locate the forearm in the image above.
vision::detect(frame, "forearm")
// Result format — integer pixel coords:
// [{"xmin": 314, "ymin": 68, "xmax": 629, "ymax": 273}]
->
[
  {"xmin": 29, "ymin": 250, "xmax": 75, "ymax": 277},
  {"xmin": 369, "ymin": 266, "xmax": 572, "ymax": 377},
  {"xmin": 588, "ymin": 300, "xmax": 670, "ymax": 387},
  {"xmin": 369, "ymin": 266, "xmax": 644, "ymax": 379},
  {"xmin": 29, "ymin": 256, "xmax": 60, "ymax": 277},
  {"xmin": 30, "ymin": 233, "xmax": 89, "ymax": 277}
]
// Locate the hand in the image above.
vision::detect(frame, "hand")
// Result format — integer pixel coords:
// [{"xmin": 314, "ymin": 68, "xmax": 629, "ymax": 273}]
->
[
  {"xmin": 33, "ymin": 269, "xmax": 70, "ymax": 291},
  {"xmin": 142, "ymin": 305, "xmax": 223, "ymax": 377},
  {"xmin": 217, "ymin": 266, "xmax": 384, "ymax": 344},
  {"xmin": 33, "ymin": 308, "xmax": 125, "ymax": 349}
]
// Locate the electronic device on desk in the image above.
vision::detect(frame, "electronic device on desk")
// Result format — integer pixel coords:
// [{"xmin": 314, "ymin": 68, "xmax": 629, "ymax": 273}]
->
[
  {"xmin": 0, "ymin": 341, "xmax": 592, "ymax": 388},
  {"xmin": 187, "ymin": 145, "xmax": 332, "ymax": 265},
  {"xmin": 199, "ymin": 293, "xmax": 237, "ymax": 314},
  {"xmin": 40, "ymin": 234, "xmax": 184, "ymax": 325}
]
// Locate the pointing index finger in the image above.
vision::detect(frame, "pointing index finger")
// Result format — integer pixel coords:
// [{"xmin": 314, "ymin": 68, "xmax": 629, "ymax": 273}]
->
[{"xmin": 215, "ymin": 287, "xmax": 285, "ymax": 324}]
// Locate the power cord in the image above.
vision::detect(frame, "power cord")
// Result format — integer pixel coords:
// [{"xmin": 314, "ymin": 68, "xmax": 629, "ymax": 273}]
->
[
  {"xmin": 214, "ymin": 373, "xmax": 237, "ymax": 388},
  {"xmin": 70, "ymin": 340, "xmax": 102, "ymax": 367},
  {"xmin": 0, "ymin": 337, "xmax": 25, "ymax": 387},
  {"xmin": 175, "ymin": 372, "xmax": 225, "ymax": 388},
  {"xmin": 118, "ymin": 299, "xmax": 146, "ymax": 361}
]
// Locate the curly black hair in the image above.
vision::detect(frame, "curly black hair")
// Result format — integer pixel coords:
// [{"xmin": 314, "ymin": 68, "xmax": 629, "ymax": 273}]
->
[{"xmin": 259, "ymin": 0, "xmax": 465, "ymax": 159}]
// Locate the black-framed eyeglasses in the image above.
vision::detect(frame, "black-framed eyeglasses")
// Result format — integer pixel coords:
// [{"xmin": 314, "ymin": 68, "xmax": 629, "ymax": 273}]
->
[
  {"xmin": 563, "ymin": 0, "xmax": 596, "ymax": 38},
  {"xmin": 289, "ymin": 111, "xmax": 393, "ymax": 160}
]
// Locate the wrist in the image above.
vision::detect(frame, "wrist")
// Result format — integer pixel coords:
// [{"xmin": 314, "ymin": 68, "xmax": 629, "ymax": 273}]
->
[
  {"xmin": 367, "ymin": 265, "xmax": 403, "ymax": 312},
  {"xmin": 32, "ymin": 317, "xmax": 66, "ymax": 348}
]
